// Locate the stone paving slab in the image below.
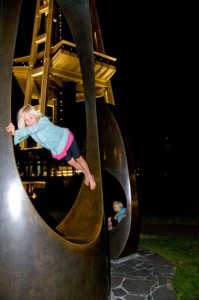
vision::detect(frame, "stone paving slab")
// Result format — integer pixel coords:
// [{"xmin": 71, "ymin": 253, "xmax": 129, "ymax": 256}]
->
[{"xmin": 110, "ymin": 248, "xmax": 176, "ymax": 300}]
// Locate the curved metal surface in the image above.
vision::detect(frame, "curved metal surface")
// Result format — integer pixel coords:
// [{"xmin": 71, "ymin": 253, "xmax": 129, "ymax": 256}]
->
[
  {"xmin": 55, "ymin": 0, "xmax": 104, "ymax": 243},
  {"xmin": 97, "ymin": 100, "xmax": 140, "ymax": 259},
  {"xmin": 0, "ymin": 0, "xmax": 109, "ymax": 299}
]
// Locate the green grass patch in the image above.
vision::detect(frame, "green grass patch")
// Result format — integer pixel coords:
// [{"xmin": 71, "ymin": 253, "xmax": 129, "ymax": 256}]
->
[{"xmin": 139, "ymin": 235, "xmax": 199, "ymax": 300}]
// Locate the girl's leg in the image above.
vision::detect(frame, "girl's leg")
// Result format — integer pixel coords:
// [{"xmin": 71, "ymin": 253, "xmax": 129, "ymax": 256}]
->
[
  {"xmin": 67, "ymin": 156, "xmax": 96, "ymax": 190},
  {"xmin": 76, "ymin": 156, "xmax": 96, "ymax": 190}
]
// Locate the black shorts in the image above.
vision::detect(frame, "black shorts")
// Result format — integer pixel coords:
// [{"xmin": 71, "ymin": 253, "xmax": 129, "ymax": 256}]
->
[
  {"xmin": 63, "ymin": 138, "xmax": 81, "ymax": 162},
  {"xmin": 111, "ymin": 218, "xmax": 118, "ymax": 227}
]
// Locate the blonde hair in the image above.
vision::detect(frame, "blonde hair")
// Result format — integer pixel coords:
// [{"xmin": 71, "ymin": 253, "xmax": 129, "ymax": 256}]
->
[
  {"xmin": 113, "ymin": 201, "xmax": 124, "ymax": 209},
  {"xmin": 17, "ymin": 104, "xmax": 43, "ymax": 128}
]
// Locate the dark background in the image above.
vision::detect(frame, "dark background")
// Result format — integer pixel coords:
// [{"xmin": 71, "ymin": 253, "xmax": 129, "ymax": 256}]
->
[
  {"xmin": 13, "ymin": 0, "xmax": 198, "ymax": 217},
  {"xmin": 95, "ymin": 1, "xmax": 198, "ymax": 216}
]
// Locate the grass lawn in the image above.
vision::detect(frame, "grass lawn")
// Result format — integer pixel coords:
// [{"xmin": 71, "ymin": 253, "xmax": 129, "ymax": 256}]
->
[{"xmin": 139, "ymin": 216, "xmax": 199, "ymax": 300}]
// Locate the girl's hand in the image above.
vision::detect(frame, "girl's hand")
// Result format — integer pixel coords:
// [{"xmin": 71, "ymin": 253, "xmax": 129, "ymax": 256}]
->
[{"xmin": 6, "ymin": 123, "xmax": 15, "ymax": 136}]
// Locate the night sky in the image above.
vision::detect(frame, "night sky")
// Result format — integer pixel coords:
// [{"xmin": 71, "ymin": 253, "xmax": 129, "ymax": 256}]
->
[
  {"xmin": 95, "ymin": 1, "xmax": 198, "ymax": 214},
  {"xmin": 13, "ymin": 1, "xmax": 198, "ymax": 216}
]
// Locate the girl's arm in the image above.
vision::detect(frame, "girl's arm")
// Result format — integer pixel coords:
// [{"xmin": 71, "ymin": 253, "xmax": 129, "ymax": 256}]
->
[
  {"xmin": 14, "ymin": 117, "xmax": 50, "ymax": 144},
  {"xmin": 6, "ymin": 117, "xmax": 50, "ymax": 145}
]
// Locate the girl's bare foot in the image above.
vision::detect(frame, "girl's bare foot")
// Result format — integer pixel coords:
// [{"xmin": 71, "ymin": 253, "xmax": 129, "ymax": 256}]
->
[
  {"xmin": 89, "ymin": 175, "xmax": 96, "ymax": 190},
  {"xmin": 84, "ymin": 176, "xmax": 89, "ymax": 186}
]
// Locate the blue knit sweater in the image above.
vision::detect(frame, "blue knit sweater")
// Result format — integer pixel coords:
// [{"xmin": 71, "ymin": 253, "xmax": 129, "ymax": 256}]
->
[
  {"xmin": 14, "ymin": 117, "xmax": 69, "ymax": 156},
  {"xmin": 117, "ymin": 207, "xmax": 126, "ymax": 223}
]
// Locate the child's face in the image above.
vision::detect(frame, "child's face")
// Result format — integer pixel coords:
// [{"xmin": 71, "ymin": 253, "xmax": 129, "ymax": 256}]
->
[
  {"xmin": 24, "ymin": 112, "xmax": 37, "ymax": 127},
  {"xmin": 113, "ymin": 204, "xmax": 119, "ymax": 212}
]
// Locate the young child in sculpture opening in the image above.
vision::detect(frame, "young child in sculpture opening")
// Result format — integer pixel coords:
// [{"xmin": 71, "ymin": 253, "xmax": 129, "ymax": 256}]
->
[
  {"xmin": 6, "ymin": 104, "xmax": 96, "ymax": 190},
  {"xmin": 107, "ymin": 200, "xmax": 126, "ymax": 230}
]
